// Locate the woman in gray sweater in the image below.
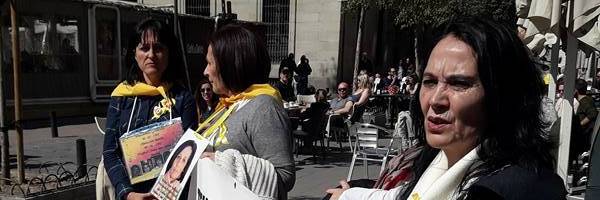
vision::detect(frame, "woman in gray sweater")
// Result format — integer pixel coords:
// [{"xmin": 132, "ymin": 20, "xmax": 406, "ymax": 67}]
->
[{"xmin": 196, "ymin": 24, "xmax": 295, "ymax": 200}]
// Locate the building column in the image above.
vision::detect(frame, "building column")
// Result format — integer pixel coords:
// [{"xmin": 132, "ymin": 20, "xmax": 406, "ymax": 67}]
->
[{"xmin": 288, "ymin": 0, "xmax": 296, "ymax": 55}]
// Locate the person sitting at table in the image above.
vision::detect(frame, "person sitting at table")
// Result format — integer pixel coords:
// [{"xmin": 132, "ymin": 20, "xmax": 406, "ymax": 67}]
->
[
  {"xmin": 330, "ymin": 82, "xmax": 354, "ymax": 116},
  {"xmin": 326, "ymin": 82, "xmax": 355, "ymax": 138},
  {"xmin": 381, "ymin": 67, "xmax": 400, "ymax": 90},
  {"xmin": 299, "ymin": 89, "xmax": 331, "ymax": 150},
  {"xmin": 352, "ymin": 74, "xmax": 372, "ymax": 108},
  {"xmin": 273, "ymin": 66, "xmax": 297, "ymax": 103},
  {"xmin": 403, "ymin": 73, "xmax": 419, "ymax": 96}
]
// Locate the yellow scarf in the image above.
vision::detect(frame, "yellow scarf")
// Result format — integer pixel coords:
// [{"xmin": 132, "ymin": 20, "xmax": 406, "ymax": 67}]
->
[
  {"xmin": 111, "ymin": 82, "xmax": 175, "ymax": 120},
  {"xmin": 196, "ymin": 84, "xmax": 282, "ymax": 146},
  {"xmin": 111, "ymin": 82, "xmax": 172, "ymax": 99},
  {"xmin": 216, "ymin": 84, "xmax": 282, "ymax": 110}
]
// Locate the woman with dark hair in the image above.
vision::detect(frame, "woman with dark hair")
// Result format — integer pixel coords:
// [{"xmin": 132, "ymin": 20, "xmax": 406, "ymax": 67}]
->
[
  {"xmin": 196, "ymin": 24, "xmax": 294, "ymax": 200},
  {"xmin": 326, "ymin": 18, "xmax": 566, "ymax": 200},
  {"xmin": 103, "ymin": 18, "xmax": 197, "ymax": 200},
  {"xmin": 152, "ymin": 141, "xmax": 197, "ymax": 200},
  {"xmin": 195, "ymin": 78, "xmax": 218, "ymax": 122},
  {"xmin": 403, "ymin": 73, "xmax": 419, "ymax": 96}
]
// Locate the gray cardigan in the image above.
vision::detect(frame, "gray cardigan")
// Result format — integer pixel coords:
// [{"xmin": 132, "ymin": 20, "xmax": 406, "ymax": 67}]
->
[{"xmin": 215, "ymin": 94, "xmax": 295, "ymax": 199}]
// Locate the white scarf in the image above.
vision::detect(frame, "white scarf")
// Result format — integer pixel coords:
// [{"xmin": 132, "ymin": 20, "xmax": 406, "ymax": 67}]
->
[{"xmin": 407, "ymin": 147, "xmax": 479, "ymax": 200}]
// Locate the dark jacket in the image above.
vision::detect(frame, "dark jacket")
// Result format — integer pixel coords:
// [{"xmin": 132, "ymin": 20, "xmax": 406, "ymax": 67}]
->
[
  {"xmin": 273, "ymin": 81, "xmax": 297, "ymax": 102},
  {"xmin": 103, "ymin": 84, "xmax": 198, "ymax": 200},
  {"xmin": 280, "ymin": 58, "xmax": 297, "ymax": 75},
  {"xmin": 467, "ymin": 165, "xmax": 567, "ymax": 200},
  {"xmin": 296, "ymin": 62, "xmax": 312, "ymax": 77}
]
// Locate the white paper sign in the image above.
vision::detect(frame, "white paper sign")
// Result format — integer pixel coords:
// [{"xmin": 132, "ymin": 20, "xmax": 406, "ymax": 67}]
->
[
  {"xmin": 151, "ymin": 129, "xmax": 208, "ymax": 200},
  {"xmin": 194, "ymin": 158, "xmax": 260, "ymax": 200}
]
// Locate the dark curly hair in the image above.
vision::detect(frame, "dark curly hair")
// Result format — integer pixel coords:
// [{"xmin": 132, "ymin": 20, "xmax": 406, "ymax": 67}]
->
[{"xmin": 397, "ymin": 17, "xmax": 554, "ymax": 199}]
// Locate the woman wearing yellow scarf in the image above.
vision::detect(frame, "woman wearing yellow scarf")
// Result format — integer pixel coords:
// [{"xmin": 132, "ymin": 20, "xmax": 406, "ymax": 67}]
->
[
  {"xmin": 195, "ymin": 25, "xmax": 294, "ymax": 200},
  {"xmin": 102, "ymin": 19, "xmax": 198, "ymax": 200}
]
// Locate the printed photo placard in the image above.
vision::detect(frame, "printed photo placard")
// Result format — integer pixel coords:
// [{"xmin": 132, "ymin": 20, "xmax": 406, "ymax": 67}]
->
[
  {"xmin": 150, "ymin": 129, "xmax": 208, "ymax": 200},
  {"xmin": 120, "ymin": 118, "xmax": 184, "ymax": 184}
]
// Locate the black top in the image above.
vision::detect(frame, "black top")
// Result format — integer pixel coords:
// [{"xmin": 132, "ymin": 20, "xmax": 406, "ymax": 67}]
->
[
  {"xmin": 576, "ymin": 95, "xmax": 598, "ymax": 135},
  {"xmin": 467, "ymin": 165, "xmax": 567, "ymax": 200},
  {"xmin": 273, "ymin": 81, "xmax": 296, "ymax": 102},
  {"xmin": 359, "ymin": 58, "xmax": 373, "ymax": 74},
  {"xmin": 296, "ymin": 62, "xmax": 312, "ymax": 77},
  {"xmin": 280, "ymin": 58, "xmax": 297, "ymax": 75}
]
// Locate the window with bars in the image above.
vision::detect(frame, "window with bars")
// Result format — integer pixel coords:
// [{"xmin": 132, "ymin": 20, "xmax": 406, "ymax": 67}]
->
[
  {"xmin": 186, "ymin": 0, "xmax": 211, "ymax": 16},
  {"xmin": 263, "ymin": 0, "xmax": 290, "ymax": 64}
]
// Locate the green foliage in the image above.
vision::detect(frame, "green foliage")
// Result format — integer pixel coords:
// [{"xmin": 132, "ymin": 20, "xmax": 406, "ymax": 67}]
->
[{"xmin": 343, "ymin": 0, "xmax": 516, "ymax": 28}]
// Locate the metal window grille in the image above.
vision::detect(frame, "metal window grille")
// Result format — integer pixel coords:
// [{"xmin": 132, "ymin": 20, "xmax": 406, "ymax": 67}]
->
[
  {"xmin": 263, "ymin": 0, "xmax": 289, "ymax": 64},
  {"xmin": 186, "ymin": 0, "xmax": 211, "ymax": 16}
]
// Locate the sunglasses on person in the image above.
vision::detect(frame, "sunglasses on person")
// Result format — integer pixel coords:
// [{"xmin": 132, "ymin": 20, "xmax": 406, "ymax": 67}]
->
[
  {"xmin": 200, "ymin": 88, "xmax": 212, "ymax": 93},
  {"xmin": 337, "ymin": 88, "xmax": 348, "ymax": 92}
]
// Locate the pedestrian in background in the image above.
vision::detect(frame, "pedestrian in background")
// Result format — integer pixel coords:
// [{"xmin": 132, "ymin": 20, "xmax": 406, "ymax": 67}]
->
[
  {"xmin": 195, "ymin": 78, "xmax": 218, "ymax": 123},
  {"xmin": 296, "ymin": 55, "xmax": 312, "ymax": 95}
]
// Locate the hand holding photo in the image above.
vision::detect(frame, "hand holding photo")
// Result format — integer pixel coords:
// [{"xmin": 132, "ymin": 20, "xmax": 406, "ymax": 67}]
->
[
  {"xmin": 151, "ymin": 129, "xmax": 208, "ymax": 200},
  {"xmin": 119, "ymin": 118, "xmax": 184, "ymax": 184}
]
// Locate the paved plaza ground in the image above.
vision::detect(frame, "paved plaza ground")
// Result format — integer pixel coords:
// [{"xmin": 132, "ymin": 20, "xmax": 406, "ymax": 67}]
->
[{"xmin": 2, "ymin": 117, "xmax": 384, "ymax": 199}]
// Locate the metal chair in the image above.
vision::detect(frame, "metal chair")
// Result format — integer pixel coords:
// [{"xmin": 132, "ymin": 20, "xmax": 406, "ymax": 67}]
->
[
  {"xmin": 326, "ymin": 103, "xmax": 370, "ymax": 152},
  {"xmin": 94, "ymin": 116, "xmax": 115, "ymax": 200},
  {"xmin": 346, "ymin": 123, "xmax": 394, "ymax": 181},
  {"xmin": 94, "ymin": 116, "xmax": 107, "ymax": 135}
]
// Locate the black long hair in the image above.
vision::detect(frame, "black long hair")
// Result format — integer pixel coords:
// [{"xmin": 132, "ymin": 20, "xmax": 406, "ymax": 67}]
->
[
  {"xmin": 195, "ymin": 78, "xmax": 219, "ymax": 121},
  {"xmin": 396, "ymin": 17, "xmax": 554, "ymax": 199},
  {"xmin": 208, "ymin": 24, "xmax": 271, "ymax": 93},
  {"xmin": 123, "ymin": 18, "xmax": 184, "ymax": 85},
  {"xmin": 165, "ymin": 140, "xmax": 197, "ymax": 182}
]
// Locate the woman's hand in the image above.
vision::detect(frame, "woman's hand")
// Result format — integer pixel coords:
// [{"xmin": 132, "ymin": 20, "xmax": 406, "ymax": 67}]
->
[
  {"xmin": 201, "ymin": 152, "xmax": 215, "ymax": 160},
  {"xmin": 325, "ymin": 180, "xmax": 350, "ymax": 200},
  {"xmin": 126, "ymin": 192, "xmax": 156, "ymax": 200}
]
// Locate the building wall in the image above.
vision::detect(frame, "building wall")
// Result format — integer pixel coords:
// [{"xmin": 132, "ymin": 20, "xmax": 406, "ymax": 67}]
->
[
  {"xmin": 212, "ymin": 0, "xmax": 261, "ymax": 21},
  {"xmin": 291, "ymin": 0, "xmax": 341, "ymax": 91},
  {"xmin": 163, "ymin": 0, "xmax": 341, "ymax": 91},
  {"xmin": 212, "ymin": 0, "xmax": 342, "ymax": 91}
]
